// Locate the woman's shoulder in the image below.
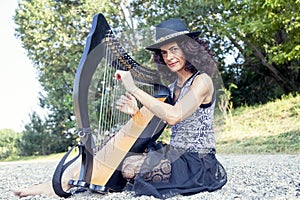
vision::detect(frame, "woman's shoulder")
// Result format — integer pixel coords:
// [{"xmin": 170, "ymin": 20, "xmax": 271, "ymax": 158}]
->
[
  {"xmin": 192, "ymin": 72, "xmax": 213, "ymax": 87},
  {"xmin": 191, "ymin": 73, "xmax": 214, "ymax": 104}
]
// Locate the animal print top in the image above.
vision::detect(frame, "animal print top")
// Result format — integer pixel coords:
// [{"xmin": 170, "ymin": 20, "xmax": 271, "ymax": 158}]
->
[{"xmin": 169, "ymin": 72, "xmax": 216, "ymax": 153}]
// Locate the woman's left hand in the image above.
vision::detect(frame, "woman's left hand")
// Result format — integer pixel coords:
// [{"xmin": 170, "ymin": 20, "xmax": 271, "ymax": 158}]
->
[
  {"xmin": 115, "ymin": 70, "xmax": 138, "ymax": 93},
  {"xmin": 115, "ymin": 92, "xmax": 139, "ymax": 115}
]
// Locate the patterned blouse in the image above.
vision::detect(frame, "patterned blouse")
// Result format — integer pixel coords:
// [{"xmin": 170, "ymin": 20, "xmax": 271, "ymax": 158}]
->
[{"xmin": 169, "ymin": 72, "xmax": 216, "ymax": 153}]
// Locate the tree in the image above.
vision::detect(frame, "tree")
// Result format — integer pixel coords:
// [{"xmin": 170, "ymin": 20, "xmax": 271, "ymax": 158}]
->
[
  {"xmin": 14, "ymin": 0, "xmax": 107, "ymax": 150},
  {"xmin": 0, "ymin": 129, "xmax": 20, "ymax": 159},
  {"xmin": 14, "ymin": 0, "xmax": 148, "ymax": 152},
  {"xmin": 131, "ymin": 0, "xmax": 300, "ymax": 105},
  {"xmin": 207, "ymin": 0, "xmax": 300, "ymax": 104},
  {"xmin": 14, "ymin": 0, "xmax": 299, "ymax": 152},
  {"xmin": 17, "ymin": 112, "xmax": 71, "ymax": 155}
]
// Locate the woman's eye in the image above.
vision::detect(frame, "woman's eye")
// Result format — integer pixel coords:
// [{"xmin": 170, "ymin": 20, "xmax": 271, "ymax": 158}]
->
[
  {"xmin": 160, "ymin": 46, "xmax": 180, "ymax": 57},
  {"xmin": 170, "ymin": 47, "xmax": 179, "ymax": 53},
  {"xmin": 161, "ymin": 51, "xmax": 167, "ymax": 55}
]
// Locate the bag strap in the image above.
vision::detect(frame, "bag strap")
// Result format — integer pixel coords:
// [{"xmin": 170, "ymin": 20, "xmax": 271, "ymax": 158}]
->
[{"xmin": 51, "ymin": 144, "xmax": 82, "ymax": 197}]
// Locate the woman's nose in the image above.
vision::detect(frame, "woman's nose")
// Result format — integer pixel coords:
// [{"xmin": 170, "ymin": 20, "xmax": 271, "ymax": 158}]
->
[{"xmin": 165, "ymin": 51, "xmax": 174, "ymax": 60}]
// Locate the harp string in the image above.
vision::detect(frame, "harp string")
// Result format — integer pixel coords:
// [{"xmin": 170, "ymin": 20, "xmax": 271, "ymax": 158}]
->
[{"xmin": 91, "ymin": 31, "xmax": 156, "ymax": 153}]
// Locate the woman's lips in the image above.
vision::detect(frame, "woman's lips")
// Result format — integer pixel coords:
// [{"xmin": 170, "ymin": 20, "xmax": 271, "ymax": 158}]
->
[{"xmin": 167, "ymin": 61, "xmax": 178, "ymax": 67}]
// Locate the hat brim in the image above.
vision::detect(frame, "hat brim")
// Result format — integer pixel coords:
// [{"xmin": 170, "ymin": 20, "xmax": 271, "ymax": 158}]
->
[{"xmin": 145, "ymin": 31, "xmax": 201, "ymax": 51}]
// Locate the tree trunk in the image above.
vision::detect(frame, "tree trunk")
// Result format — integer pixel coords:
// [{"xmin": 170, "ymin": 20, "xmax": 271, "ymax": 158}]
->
[{"xmin": 247, "ymin": 42, "xmax": 294, "ymax": 93}]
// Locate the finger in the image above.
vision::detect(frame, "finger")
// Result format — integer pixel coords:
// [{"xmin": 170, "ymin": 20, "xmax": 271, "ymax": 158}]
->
[
  {"xmin": 126, "ymin": 91, "xmax": 134, "ymax": 100},
  {"xmin": 115, "ymin": 101, "xmax": 122, "ymax": 106},
  {"xmin": 115, "ymin": 70, "xmax": 122, "ymax": 81},
  {"xmin": 120, "ymin": 95, "xmax": 128, "ymax": 101},
  {"xmin": 116, "ymin": 98, "xmax": 125, "ymax": 106}
]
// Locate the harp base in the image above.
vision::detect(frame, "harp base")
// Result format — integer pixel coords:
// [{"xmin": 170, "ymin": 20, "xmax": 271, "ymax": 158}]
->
[
  {"xmin": 89, "ymin": 184, "xmax": 109, "ymax": 194},
  {"xmin": 69, "ymin": 179, "xmax": 89, "ymax": 188},
  {"xmin": 69, "ymin": 179, "xmax": 117, "ymax": 194}
]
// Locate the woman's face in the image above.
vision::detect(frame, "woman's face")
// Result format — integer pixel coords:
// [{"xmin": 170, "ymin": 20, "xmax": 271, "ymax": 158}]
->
[{"xmin": 160, "ymin": 41, "xmax": 186, "ymax": 73}]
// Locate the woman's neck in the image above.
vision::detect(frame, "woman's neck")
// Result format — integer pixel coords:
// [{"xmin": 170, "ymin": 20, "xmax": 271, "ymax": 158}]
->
[{"xmin": 176, "ymin": 70, "xmax": 194, "ymax": 87}]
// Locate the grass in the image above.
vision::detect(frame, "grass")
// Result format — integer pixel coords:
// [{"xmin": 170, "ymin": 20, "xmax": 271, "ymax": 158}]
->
[
  {"xmin": 2, "ymin": 94, "xmax": 299, "ymax": 162},
  {"xmin": 215, "ymin": 93, "xmax": 300, "ymax": 154},
  {"xmin": 1, "ymin": 151, "xmax": 73, "ymax": 162}
]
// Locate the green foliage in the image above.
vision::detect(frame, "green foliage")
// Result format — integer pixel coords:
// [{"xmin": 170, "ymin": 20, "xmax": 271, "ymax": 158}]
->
[
  {"xmin": 2, "ymin": 94, "xmax": 300, "ymax": 161},
  {"xmin": 131, "ymin": 0, "xmax": 300, "ymax": 106},
  {"xmin": 0, "ymin": 129, "xmax": 20, "ymax": 159},
  {"xmin": 211, "ymin": 0, "xmax": 300, "ymax": 100},
  {"xmin": 218, "ymin": 83, "xmax": 237, "ymax": 128},
  {"xmin": 13, "ymin": 0, "xmax": 156, "ymax": 150},
  {"xmin": 17, "ymin": 112, "xmax": 72, "ymax": 156},
  {"xmin": 14, "ymin": 0, "xmax": 109, "ymax": 151},
  {"xmin": 13, "ymin": 0, "xmax": 300, "ymax": 155},
  {"xmin": 159, "ymin": 127, "xmax": 171, "ymax": 144},
  {"xmin": 159, "ymin": 94, "xmax": 300, "ymax": 154}
]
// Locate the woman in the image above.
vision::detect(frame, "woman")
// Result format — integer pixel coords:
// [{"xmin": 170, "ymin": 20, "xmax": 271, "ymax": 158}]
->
[
  {"xmin": 115, "ymin": 18, "xmax": 227, "ymax": 198},
  {"xmin": 13, "ymin": 18, "xmax": 227, "ymax": 198}
]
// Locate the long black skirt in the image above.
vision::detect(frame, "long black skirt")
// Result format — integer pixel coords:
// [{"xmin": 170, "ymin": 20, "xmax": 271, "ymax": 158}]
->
[{"xmin": 127, "ymin": 144, "xmax": 227, "ymax": 199}]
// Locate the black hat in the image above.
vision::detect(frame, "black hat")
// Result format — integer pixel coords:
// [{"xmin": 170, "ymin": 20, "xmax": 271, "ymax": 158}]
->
[{"xmin": 146, "ymin": 18, "xmax": 200, "ymax": 51}]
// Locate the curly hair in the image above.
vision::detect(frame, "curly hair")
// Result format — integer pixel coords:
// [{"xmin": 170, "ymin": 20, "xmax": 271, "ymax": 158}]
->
[{"xmin": 152, "ymin": 36, "xmax": 217, "ymax": 83}]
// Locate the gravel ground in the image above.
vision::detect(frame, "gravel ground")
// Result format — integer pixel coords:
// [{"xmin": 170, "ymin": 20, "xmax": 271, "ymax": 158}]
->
[{"xmin": 1, "ymin": 154, "xmax": 299, "ymax": 200}]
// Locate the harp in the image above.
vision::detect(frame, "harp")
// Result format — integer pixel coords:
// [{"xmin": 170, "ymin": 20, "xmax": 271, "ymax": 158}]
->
[{"xmin": 52, "ymin": 13, "xmax": 171, "ymax": 197}]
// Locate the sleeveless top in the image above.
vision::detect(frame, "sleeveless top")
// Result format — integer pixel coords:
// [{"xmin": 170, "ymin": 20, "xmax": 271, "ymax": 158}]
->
[{"xmin": 169, "ymin": 72, "xmax": 216, "ymax": 153}]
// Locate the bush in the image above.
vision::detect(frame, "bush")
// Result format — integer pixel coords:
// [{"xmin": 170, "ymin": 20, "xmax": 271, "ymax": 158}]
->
[{"xmin": 0, "ymin": 129, "xmax": 20, "ymax": 159}]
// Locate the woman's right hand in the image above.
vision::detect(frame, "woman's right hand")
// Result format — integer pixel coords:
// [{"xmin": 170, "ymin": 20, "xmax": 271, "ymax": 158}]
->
[
  {"xmin": 115, "ymin": 70, "xmax": 138, "ymax": 93},
  {"xmin": 116, "ymin": 92, "xmax": 139, "ymax": 116}
]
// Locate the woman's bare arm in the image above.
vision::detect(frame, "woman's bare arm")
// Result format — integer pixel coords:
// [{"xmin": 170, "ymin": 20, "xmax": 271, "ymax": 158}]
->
[{"xmin": 115, "ymin": 71, "xmax": 214, "ymax": 125}]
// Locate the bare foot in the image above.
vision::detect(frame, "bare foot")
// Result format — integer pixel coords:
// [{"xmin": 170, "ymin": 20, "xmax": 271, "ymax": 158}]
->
[
  {"xmin": 12, "ymin": 181, "xmax": 55, "ymax": 197},
  {"xmin": 13, "ymin": 158, "xmax": 80, "ymax": 197}
]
